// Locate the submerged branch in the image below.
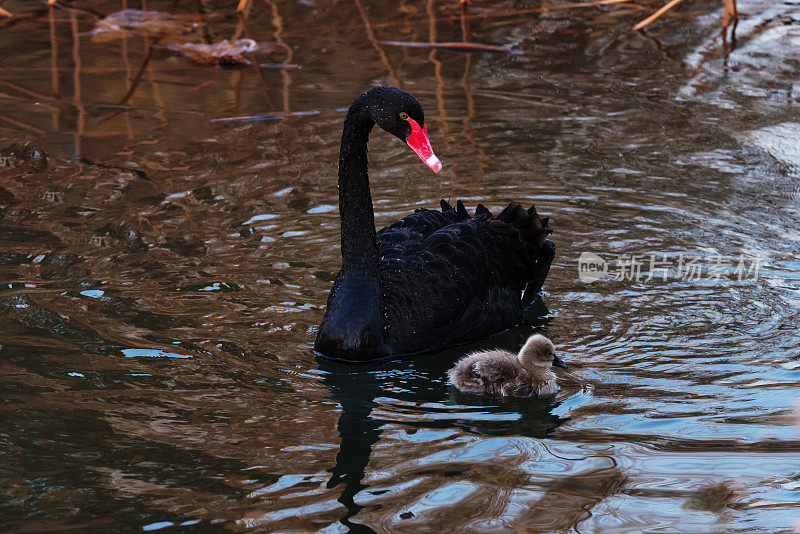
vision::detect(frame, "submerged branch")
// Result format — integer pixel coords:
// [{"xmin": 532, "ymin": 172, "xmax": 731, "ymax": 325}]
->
[
  {"xmin": 380, "ymin": 41, "xmax": 523, "ymax": 54},
  {"xmin": 210, "ymin": 110, "xmax": 320, "ymax": 124}
]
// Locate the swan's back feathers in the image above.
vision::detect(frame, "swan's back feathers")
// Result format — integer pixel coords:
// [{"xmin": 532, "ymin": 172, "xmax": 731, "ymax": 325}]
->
[
  {"xmin": 377, "ymin": 200, "xmax": 549, "ymax": 258},
  {"xmin": 471, "ymin": 351, "xmax": 524, "ymax": 396},
  {"xmin": 447, "ymin": 349, "xmax": 541, "ymax": 398},
  {"xmin": 375, "ymin": 200, "xmax": 552, "ymax": 356},
  {"xmin": 376, "ymin": 200, "xmax": 465, "ymax": 252},
  {"xmin": 447, "ymin": 350, "xmax": 519, "ymax": 395}
]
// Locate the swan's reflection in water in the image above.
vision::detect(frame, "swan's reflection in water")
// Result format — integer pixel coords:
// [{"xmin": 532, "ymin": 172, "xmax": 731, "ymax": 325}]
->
[{"xmin": 319, "ymin": 316, "xmax": 598, "ymax": 531}]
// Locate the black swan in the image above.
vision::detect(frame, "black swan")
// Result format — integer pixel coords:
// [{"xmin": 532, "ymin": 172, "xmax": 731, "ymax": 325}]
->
[
  {"xmin": 447, "ymin": 334, "xmax": 567, "ymax": 398},
  {"xmin": 314, "ymin": 86, "xmax": 555, "ymax": 362}
]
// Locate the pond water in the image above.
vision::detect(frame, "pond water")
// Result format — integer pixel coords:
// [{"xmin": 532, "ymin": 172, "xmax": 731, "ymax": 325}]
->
[{"xmin": 1, "ymin": 0, "xmax": 799, "ymax": 531}]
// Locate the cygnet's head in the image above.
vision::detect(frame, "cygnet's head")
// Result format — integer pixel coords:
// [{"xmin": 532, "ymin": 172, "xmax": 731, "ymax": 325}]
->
[{"xmin": 517, "ymin": 334, "xmax": 567, "ymax": 371}]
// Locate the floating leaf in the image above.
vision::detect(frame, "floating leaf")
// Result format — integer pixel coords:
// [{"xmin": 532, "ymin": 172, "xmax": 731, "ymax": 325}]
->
[
  {"xmin": 166, "ymin": 39, "xmax": 261, "ymax": 67},
  {"xmin": 90, "ymin": 9, "xmax": 205, "ymax": 42},
  {"xmin": 380, "ymin": 41, "xmax": 523, "ymax": 55},
  {"xmin": 156, "ymin": 39, "xmax": 287, "ymax": 69}
]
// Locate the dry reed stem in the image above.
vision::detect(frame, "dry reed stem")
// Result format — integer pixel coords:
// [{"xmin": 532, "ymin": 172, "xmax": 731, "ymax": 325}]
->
[
  {"xmin": 234, "ymin": 0, "xmax": 251, "ymax": 37},
  {"xmin": 724, "ymin": 0, "xmax": 738, "ymax": 18},
  {"xmin": 118, "ymin": 42, "xmax": 155, "ymax": 104},
  {"xmin": 722, "ymin": 0, "xmax": 738, "ymax": 28},
  {"xmin": 237, "ymin": 10, "xmax": 278, "ymax": 112},
  {"xmin": 121, "ymin": 0, "xmax": 134, "ymax": 140},
  {"xmin": 267, "ymin": 0, "xmax": 292, "ymax": 112},
  {"xmin": 71, "ymin": 10, "xmax": 85, "ymax": 156},
  {"xmin": 633, "ymin": 0, "xmax": 686, "ymax": 30}
]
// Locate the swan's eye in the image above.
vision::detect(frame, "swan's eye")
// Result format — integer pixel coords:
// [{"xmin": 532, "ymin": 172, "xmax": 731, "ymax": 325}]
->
[{"xmin": 399, "ymin": 112, "xmax": 409, "ymax": 120}]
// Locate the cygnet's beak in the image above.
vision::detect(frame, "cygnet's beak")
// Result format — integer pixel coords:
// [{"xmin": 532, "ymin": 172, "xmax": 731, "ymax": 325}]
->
[{"xmin": 552, "ymin": 355, "xmax": 568, "ymax": 369}]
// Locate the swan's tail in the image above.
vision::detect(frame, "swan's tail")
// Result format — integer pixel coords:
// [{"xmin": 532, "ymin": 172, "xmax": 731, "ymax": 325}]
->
[
  {"xmin": 440, "ymin": 199, "xmax": 552, "ymax": 245},
  {"xmin": 441, "ymin": 200, "xmax": 555, "ymax": 304},
  {"xmin": 491, "ymin": 203, "xmax": 555, "ymax": 302},
  {"xmin": 495, "ymin": 202, "xmax": 552, "ymax": 248}
]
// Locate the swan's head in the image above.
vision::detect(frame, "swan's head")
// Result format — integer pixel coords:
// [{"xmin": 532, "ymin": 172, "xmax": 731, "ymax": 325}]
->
[
  {"xmin": 517, "ymin": 334, "xmax": 567, "ymax": 371},
  {"xmin": 359, "ymin": 86, "xmax": 442, "ymax": 173}
]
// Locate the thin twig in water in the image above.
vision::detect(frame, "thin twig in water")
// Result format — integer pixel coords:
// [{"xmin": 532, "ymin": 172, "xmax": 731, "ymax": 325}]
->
[
  {"xmin": 71, "ymin": 10, "xmax": 85, "ymax": 157},
  {"xmin": 239, "ymin": 13, "xmax": 277, "ymax": 111},
  {"xmin": 635, "ymin": 28, "xmax": 683, "ymax": 65},
  {"xmin": 210, "ymin": 110, "xmax": 320, "ymax": 124},
  {"xmin": 721, "ymin": 0, "xmax": 738, "ymax": 53},
  {"xmin": 121, "ymin": 0, "xmax": 134, "ymax": 139},
  {"xmin": 143, "ymin": 36, "xmax": 167, "ymax": 125},
  {"xmin": 259, "ymin": 63, "xmax": 301, "ymax": 70},
  {"xmin": 232, "ymin": 11, "xmax": 246, "ymax": 40},
  {"xmin": 459, "ymin": 2, "xmax": 489, "ymax": 182},
  {"xmin": 118, "ymin": 41, "xmax": 156, "ymax": 104},
  {"xmin": 435, "ymin": 0, "xmax": 635, "ymax": 23},
  {"xmin": 335, "ymin": 0, "xmax": 640, "ymax": 33},
  {"xmin": 354, "ymin": 0, "xmax": 402, "ymax": 87},
  {"xmin": 427, "ymin": 0, "xmax": 450, "ymax": 146},
  {"xmin": 0, "ymin": 80, "xmax": 59, "ymax": 102},
  {"xmin": 1, "ymin": 115, "xmax": 47, "ymax": 134},
  {"xmin": 263, "ymin": 0, "xmax": 292, "ymax": 112},
  {"xmin": 380, "ymin": 41, "xmax": 522, "ymax": 54},
  {"xmin": 49, "ymin": 1, "xmax": 103, "ymax": 19},
  {"xmin": 49, "ymin": 3, "xmax": 60, "ymax": 132}
]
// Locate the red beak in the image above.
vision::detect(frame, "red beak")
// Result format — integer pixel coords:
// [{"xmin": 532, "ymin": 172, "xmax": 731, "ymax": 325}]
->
[{"xmin": 405, "ymin": 117, "xmax": 442, "ymax": 173}]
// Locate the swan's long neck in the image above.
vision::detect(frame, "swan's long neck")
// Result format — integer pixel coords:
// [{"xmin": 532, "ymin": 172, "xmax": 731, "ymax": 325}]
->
[{"xmin": 338, "ymin": 104, "xmax": 378, "ymax": 274}]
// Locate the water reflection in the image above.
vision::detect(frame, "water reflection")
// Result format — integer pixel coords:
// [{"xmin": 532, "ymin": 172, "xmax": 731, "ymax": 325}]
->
[
  {"xmin": 322, "ymin": 366, "xmax": 384, "ymax": 533},
  {"xmin": 321, "ymin": 323, "xmax": 574, "ymax": 531}
]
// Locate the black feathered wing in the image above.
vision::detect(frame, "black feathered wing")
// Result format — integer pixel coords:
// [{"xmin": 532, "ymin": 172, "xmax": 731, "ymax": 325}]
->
[
  {"xmin": 376, "ymin": 201, "xmax": 551, "ymax": 356},
  {"xmin": 375, "ymin": 199, "xmax": 470, "ymax": 248}
]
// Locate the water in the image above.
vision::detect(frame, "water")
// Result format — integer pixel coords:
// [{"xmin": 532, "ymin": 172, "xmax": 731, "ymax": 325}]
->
[{"xmin": 1, "ymin": 0, "xmax": 799, "ymax": 531}]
